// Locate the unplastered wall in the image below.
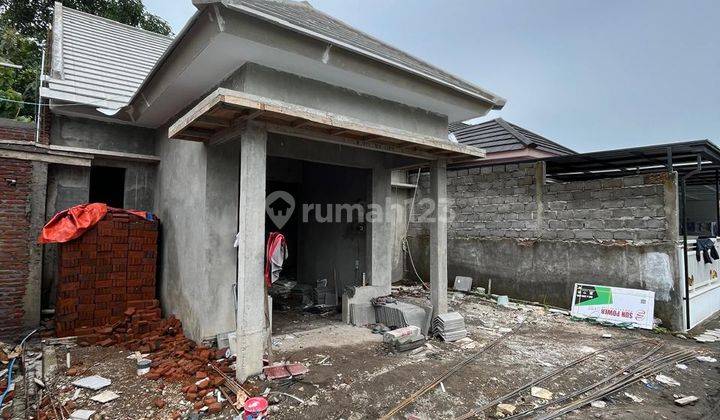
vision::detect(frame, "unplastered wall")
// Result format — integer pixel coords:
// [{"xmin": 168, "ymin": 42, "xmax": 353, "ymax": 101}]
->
[
  {"xmin": 222, "ymin": 63, "xmax": 449, "ymax": 139},
  {"xmin": 49, "ymin": 116, "xmax": 157, "ymax": 211},
  {"xmin": 154, "ymin": 129, "xmax": 239, "ymax": 342},
  {"xmin": 407, "ymin": 162, "xmax": 684, "ymax": 329}
]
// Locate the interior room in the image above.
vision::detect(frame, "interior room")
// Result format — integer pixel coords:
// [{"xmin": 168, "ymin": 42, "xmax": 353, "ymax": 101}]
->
[{"xmin": 266, "ymin": 156, "xmax": 371, "ymax": 332}]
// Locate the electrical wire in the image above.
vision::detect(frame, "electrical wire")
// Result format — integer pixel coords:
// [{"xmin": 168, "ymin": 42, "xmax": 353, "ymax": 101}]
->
[
  {"xmin": 0, "ymin": 96, "xmax": 122, "ymax": 109},
  {"xmin": 401, "ymin": 168, "xmax": 429, "ymax": 289},
  {"xmin": 0, "ymin": 359, "xmax": 16, "ymax": 406},
  {"xmin": 0, "ymin": 329, "xmax": 38, "ymax": 407}
]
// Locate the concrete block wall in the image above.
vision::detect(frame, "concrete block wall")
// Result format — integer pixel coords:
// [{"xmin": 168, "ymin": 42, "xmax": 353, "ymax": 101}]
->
[
  {"xmin": 410, "ymin": 163, "xmax": 676, "ymax": 243},
  {"xmin": 407, "ymin": 162, "xmax": 684, "ymax": 329}
]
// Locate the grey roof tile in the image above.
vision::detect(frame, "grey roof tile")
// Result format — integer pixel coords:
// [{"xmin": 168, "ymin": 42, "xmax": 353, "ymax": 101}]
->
[{"xmin": 450, "ymin": 118, "xmax": 575, "ymax": 155}]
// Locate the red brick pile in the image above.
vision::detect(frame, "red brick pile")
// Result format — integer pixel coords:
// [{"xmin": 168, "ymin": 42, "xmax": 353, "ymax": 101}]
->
[
  {"xmin": 69, "ymin": 310, "xmax": 237, "ymax": 415},
  {"xmin": 55, "ymin": 210, "xmax": 158, "ymax": 337}
]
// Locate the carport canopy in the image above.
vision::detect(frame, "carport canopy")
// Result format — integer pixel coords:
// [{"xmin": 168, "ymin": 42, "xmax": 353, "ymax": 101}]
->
[
  {"xmin": 544, "ymin": 140, "xmax": 720, "ymax": 185},
  {"xmin": 168, "ymin": 88, "xmax": 486, "ymax": 162}
]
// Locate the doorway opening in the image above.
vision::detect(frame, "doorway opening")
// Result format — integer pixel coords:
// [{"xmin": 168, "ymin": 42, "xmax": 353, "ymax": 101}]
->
[
  {"xmin": 266, "ymin": 156, "xmax": 370, "ymax": 336},
  {"xmin": 89, "ymin": 166, "xmax": 126, "ymax": 208}
]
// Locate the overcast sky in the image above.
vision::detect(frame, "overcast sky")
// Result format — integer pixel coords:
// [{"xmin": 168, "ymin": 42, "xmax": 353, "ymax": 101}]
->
[{"xmin": 143, "ymin": 0, "xmax": 719, "ymax": 153}]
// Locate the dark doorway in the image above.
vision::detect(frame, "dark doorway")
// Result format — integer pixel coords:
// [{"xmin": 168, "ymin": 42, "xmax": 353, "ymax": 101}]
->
[
  {"xmin": 266, "ymin": 181, "xmax": 300, "ymax": 281},
  {"xmin": 89, "ymin": 166, "xmax": 125, "ymax": 208}
]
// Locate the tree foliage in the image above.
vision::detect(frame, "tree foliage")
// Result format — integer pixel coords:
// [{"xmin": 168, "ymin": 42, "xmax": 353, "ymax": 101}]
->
[
  {"xmin": 0, "ymin": 26, "xmax": 39, "ymax": 119},
  {"xmin": 0, "ymin": 0, "xmax": 172, "ymax": 41},
  {"xmin": 0, "ymin": 0, "xmax": 172, "ymax": 119}
]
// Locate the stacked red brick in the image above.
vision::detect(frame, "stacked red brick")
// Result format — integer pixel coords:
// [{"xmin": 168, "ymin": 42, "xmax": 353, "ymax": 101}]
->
[{"xmin": 55, "ymin": 210, "xmax": 158, "ymax": 337}]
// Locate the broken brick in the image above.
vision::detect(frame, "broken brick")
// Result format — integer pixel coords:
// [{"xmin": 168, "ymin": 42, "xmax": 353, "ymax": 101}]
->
[{"xmin": 207, "ymin": 402, "xmax": 222, "ymax": 414}]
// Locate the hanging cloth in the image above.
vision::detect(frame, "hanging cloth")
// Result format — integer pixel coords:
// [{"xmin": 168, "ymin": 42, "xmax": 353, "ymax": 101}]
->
[{"xmin": 264, "ymin": 232, "xmax": 288, "ymax": 287}]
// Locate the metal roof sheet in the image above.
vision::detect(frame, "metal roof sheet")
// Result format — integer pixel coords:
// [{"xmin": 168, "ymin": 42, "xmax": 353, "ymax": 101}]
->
[
  {"xmin": 217, "ymin": 0, "xmax": 505, "ymax": 109},
  {"xmin": 544, "ymin": 140, "xmax": 720, "ymax": 185},
  {"xmin": 450, "ymin": 118, "xmax": 575, "ymax": 155},
  {"xmin": 41, "ymin": 5, "xmax": 173, "ymax": 110}
]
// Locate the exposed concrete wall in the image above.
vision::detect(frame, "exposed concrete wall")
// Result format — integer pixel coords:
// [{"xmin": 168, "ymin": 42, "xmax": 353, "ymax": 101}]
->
[
  {"xmin": 25, "ymin": 161, "xmax": 48, "ymax": 329},
  {"xmin": 408, "ymin": 163, "xmax": 684, "ymax": 329},
  {"xmin": 217, "ymin": 9, "xmax": 493, "ymax": 124},
  {"xmin": 42, "ymin": 164, "xmax": 90, "ymax": 308},
  {"xmin": 51, "ymin": 115, "xmax": 155, "ymax": 155},
  {"xmin": 155, "ymin": 127, "xmax": 219, "ymax": 341},
  {"xmin": 46, "ymin": 116, "xmax": 157, "ymax": 213},
  {"xmin": 222, "ymin": 63, "xmax": 448, "ymax": 139}
]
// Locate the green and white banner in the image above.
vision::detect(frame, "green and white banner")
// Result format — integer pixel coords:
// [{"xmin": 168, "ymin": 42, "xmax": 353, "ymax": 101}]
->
[{"xmin": 570, "ymin": 283, "xmax": 655, "ymax": 330}]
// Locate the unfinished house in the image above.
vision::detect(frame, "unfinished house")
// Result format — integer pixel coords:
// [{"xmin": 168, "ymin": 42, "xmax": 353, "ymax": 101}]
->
[
  {"xmin": 407, "ymin": 139, "xmax": 720, "ymax": 332},
  {"xmin": 0, "ymin": 0, "xmax": 512, "ymax": 378}
]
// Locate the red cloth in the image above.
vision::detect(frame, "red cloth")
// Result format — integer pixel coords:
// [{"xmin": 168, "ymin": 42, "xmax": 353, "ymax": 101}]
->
[
  {"xmin": 264, "ymin": 232, "xmax": 287, "ymax": 287},
  {"xmin": 38, "ymin": 203, "xmax": 150, "ymax": 244}
]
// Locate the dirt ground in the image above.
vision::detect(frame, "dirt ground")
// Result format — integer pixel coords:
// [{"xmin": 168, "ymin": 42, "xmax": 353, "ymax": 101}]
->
[{"xmin": 21, "ymin": 287, "xmax": 720, "ymax": 419}]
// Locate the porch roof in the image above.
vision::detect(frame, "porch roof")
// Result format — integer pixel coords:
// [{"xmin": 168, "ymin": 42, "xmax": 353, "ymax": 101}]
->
[{"xmin": 168, "ymin": 88, "xmax": 487, "ymax": 161}]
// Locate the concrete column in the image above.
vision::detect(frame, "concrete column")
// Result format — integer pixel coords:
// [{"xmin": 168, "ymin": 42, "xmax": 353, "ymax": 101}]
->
[
  {"xmin": 370, "ymin": 166, "xmax": 393, "ymax": 294},
  {"xmin": 235, "ymin": 123, "xmax": 267, "ymax": 381},
  {"xmin": 430, "ymin": 159, "xmax": 448, "ymax": 316}
]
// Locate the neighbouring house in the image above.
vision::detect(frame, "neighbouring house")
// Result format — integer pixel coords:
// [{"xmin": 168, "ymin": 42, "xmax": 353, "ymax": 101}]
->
[
  {"xmin": 0, "ymin": 0, "xmax": 507, "ymax": 380},
  {"xmin": 450, "ymin": 118, "xmax": 575, "ymax": 162},
  {"xmin": 406, "ymin": 133, "xmax": 720, "ymax": 332}
]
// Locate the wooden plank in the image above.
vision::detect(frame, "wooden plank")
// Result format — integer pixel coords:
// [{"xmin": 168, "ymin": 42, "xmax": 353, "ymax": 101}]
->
[
  {"xmin": 169, "ymin": 88, "xmax": 486, "ymax": 159},
  {"xmin": 168, "ymin": 93, "xmax": 223, "ymax": 138},
  {"xmin": 197, "ymin": 115, "xmax": 232, "ymax": 128},
  {"xmin": 262, "ymin": 122, "xmax": 437, "ymax": 160},
  {"xmin": 0, "ymin": 149, "xmax": 91, "ymax": 166}
]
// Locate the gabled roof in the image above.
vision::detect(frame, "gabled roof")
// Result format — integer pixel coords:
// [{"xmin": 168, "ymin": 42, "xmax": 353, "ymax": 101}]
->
[
  {"xmin": 209, "ymin": 0, "xmax": 505, "ymax": 109},
  {"xmin": 41, "ymin": 4, "xmax": 173, "ymax": 110},
  {"xmin": 450, "ymin": 118, "xmax": 575, "ymax": 155}
]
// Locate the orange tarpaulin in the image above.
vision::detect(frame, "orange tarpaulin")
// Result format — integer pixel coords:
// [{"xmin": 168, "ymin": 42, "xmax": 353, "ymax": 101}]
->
[{"xmin": 38, "ymin": 203, "xmax": 151, "ymax": 244}]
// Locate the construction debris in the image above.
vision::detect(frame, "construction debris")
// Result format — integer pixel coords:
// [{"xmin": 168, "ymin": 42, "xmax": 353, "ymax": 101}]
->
[
  {"xmin": 496, "ymin": 295, "xmax": 510, "ymax": 307},
  {"xmin": 453, "ymin": 276, "xmax": 473, "ymax": 292},
  {"xmin": 69, "ymin": 409, "xmax": 95, "ymax": 420},
  {"xmin": 694, "ymin": 328, "xmax": 720, "ymax": 343},
  {"xmin": 590, "ymin": 400, "xmax": 607, "ymax": 408},
  {"xmin": 432, "ymin": 312, "xmax": 468, "ymax": 342},
  {"xmin": 71, "ymin": 375, "xmax": 111, "ymax": 391},
  {"xmin": 90, "ymin": 390, "xmax": 119, "ymax": 403},
  {"xmin": 381, "ymin": 317, "xmax": 526, "ymax": 419},
  {"xmin": 674, "ymin": 395, "xmax": 699, "ymax": 406},
  {"xmin": 655, "ymin": 374, "xmax": 680, "ymax": 387},
  {"xmin": 496, "ymin": 403, "xmax": 517, "ymax": 416},
  {"xmin": 531, "ymin": 386, "xmax": 553, "ymax": 400},
  {"xmin": 263, "ymin": 363, "xmax": 309, "ymax": 380},
  {"xmin": 624, "ymin": 392, "xmax": 643, "ymax": 403}
]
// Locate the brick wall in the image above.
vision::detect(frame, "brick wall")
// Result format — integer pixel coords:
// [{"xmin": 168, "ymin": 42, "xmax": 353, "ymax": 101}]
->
[
  {"xmin": 0, "ymin": 113, "xmax": 50, "ymax": 144},
  {"xmin": 410, "ymin": 162, "xmax": 675, "ymax": 243},
  {"xmin": 0, "ymin": 158, "xmax": 33, "ymax": 339}
]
